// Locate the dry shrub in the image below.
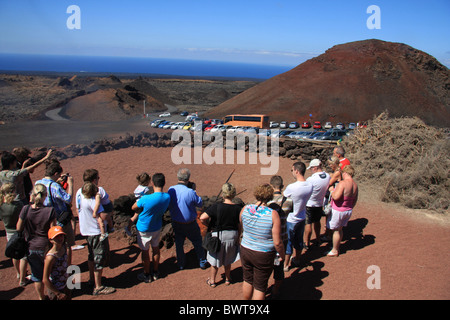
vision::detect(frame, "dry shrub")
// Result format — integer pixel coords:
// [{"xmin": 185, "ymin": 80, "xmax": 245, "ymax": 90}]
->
[{"xmin": 343, "ymin": 112, "xmax": 449, "ymax": 213}]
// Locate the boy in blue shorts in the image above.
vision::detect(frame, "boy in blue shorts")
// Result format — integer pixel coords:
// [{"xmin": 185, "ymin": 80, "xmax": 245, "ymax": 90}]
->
[{"xmin": 129, "ymin": 173, "xmax": 170, "ymax": 282}]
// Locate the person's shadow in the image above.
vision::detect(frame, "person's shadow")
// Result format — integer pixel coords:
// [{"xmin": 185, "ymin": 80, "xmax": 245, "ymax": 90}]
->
[
  {"xmin": 273, "ymin": 261, "xmax": 328, "ymax": 300},
  {"xmin": 341, "ymin": 218, "xmax": 375, "ymax": 254}
]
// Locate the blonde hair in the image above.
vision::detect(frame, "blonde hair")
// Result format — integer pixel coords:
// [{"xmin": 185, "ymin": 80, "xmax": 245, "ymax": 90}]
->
[
  {"xmin": 0, "ymin": 183, "xmax": 16, "ymax": 204},
  {"xmin": 328, "ymin": 156, "xmax": 340, "ymax": 168},
  {"xmin": 342, "ymin": 165, "xmax": 355, "ymax": 177},
  {"xmin": 31, "ymin": 184, "xmax": 47, "ymax": 206},
  {"xmin": 221, "ymin": 183, "xmax": 236, "ymax": 200}
]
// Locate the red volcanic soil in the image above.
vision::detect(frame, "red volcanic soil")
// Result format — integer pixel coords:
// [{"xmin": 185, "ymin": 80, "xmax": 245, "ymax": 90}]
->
[
  {"xmin": 205, "ymin": 39, "xmax": 450, "ymax": 127},
  {"xmin": 1, "ymin": 147, "xmax": 449, "ymax": 301}
]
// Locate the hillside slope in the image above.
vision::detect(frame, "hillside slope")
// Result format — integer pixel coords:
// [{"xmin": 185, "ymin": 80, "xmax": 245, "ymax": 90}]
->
[{"xmin": 205, "ymin": 39, "xmax": 450, "ymax": 127}]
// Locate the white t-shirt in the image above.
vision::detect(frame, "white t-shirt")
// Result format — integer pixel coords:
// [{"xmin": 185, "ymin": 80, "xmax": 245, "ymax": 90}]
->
[
  {"xmin": 134, "ymin": 185, "xmax": 150, "ymax": 199},
  {"xmin": 306, "ymin": 171, "xmax": 331, "ymax": 207},
  {"xmin": 75, "ymin": 188, "xmax": 105, "ymax": 236},
  {"xmin": 98, "ymin": 186, "xmax": 110, "ymax": 205},
  {"xmin": 283, "ymin": 180, "xmax": 313, "ymax": 223}
]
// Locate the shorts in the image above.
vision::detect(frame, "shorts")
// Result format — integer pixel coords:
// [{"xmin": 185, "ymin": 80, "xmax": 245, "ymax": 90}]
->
[
  {"xmin": 305, "ymin": 206, "xmax": 324, "ymax": 224},
  {"xmin": 28, "ymin": 250, "xmax": 45, "ymax": 282},
  {"xmin": 240, "ymin": 245, "xmax": 275, "ymax": 292},
  {"xmin": 286, "ymin": 220, "xmax": 305, "ymax": 255},
  {"xmin": 137, "ymin": 229, "xmax": 161, "ymax": 251},
  {"xmin": 86, "ymin": 235, "xmax": 110, "ymax": 270},
  {"xmin": 326, "ymin": 209, "xmax": 353, "ymax": 230}
]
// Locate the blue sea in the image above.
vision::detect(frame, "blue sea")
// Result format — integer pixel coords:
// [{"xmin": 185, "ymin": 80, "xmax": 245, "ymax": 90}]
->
[{"xmin": 0, "ymin": 53, "xmax": 293, "ymax": 79}]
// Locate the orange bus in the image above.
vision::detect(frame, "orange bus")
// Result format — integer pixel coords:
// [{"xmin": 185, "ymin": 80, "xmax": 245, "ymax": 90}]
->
[{"xmin": 223, "ymin": 114, "xmax": 270, "ymax": 129}]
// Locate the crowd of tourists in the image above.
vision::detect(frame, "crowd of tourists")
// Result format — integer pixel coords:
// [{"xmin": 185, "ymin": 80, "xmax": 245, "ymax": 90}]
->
[{"xmin": 0, "ymin": 146, "xmax": 357, "ymax": 300}]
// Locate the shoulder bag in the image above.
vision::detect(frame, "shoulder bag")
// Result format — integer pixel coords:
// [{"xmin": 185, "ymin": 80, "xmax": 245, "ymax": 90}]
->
[
  {"xmin": 5, "ymin": 206, "xmax": 30, "ymax": 259},
  {"xmin": 202, "ymin": 204, "xmax": 222, "ymax": 253},
  {"xmin": 49, "ymin": 182, "xmax": 73, "ymax": 226}
]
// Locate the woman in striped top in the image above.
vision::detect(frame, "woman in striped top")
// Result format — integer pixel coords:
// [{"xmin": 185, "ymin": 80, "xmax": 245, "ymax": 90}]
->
[{"xmin": 240, "ymin": 184, "xmax": 285, "ymax": 300}]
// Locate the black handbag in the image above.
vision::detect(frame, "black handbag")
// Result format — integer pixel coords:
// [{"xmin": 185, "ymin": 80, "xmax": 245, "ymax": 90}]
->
[
  {"xmin": 202, "ymin": 205, "xmax": 222, "ymax": 253},
  {"xmin": 202, "ymin": 231, "xmax": 221, "ymax": 253},
  {"xmin": 5, "ymin": 205, "xmax": 30, "ymax": 259},
  {"xmin": 5, "ymin": 231, "xmax": 28, "ymax": 259}
]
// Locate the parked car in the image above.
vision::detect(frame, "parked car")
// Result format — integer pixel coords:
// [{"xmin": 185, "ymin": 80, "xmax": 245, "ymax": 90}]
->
[
  {"xmin": 270, "ymin": 121, "xmax": 279, "ymax": 128},
  {"xmin": 298, "ymin": 132, "xmax": 314, "ymax": 139},
  {"xmin": 311, "ymin": 131, "xmax": 327, "ymax": 139},
  {"xmin": 348, "ymin": 123, "xmax": 356, "ymax": 130},
  {"xmin": 183, "ymin": 123, "xmax": 192, "ymax": 130},
  {"xmin": 227, "ymin": 126, "xmax": 239, "ymax": 133},
  {"xmin": 192, "ymin": 123, "xmax": 208, "ymax": 131},
  {"xmin": 210, "ymin": 125, "xmax": 222, "ymax": 132},
  {"xmin": 313, "ymin": 121, "xmax": 322, "ymax": 129},
  {"xmin": 302, "ymin": 121, "xmax": 311, "ymax": 129},
  {"xmin": 286, "ymin": 131, "xmax": 301, "ymax": 139},
  {"xmin": 336, "ymin": 122, "xmax": 345, "ymax": 130},
  {"xmin": 159, "ymin": 112, "xmax": 171, "ymax": 117},
  {"xmin": 324, "ymin": 122, "xmax": 333, "ymax": 129},
  {"xmin": 270, "ymin": 130, "xmax": 280, "ymax": 138},
  {"xmin": 280, "ymin": 121, "xmax": 288, "ymax": 129},
  {"xmin": 157, "ymin": 120, "xmax": 169, "ymax": 128},
  {"xmin": 204, "ymin": 124, "xmax": 216, "ymax": 131},
  {"xmin": 180, "ymin": 111, "xmax": 189, "ymax": 116},
  {"xmin": 289, "ymin": 121, "xmax": 300, "ymax": 129},
  {"xmin": 150, "ymin": 119, "xmax": 164, "ymax": 127},
  {"xmin": 258, "ymin": 129, "xmax": 271, "ymax": 136},
  {"xmin": 279, "ymin": 130, "xmax": 294, "ymax": 138},
  {"xmin": 219, "ymin": 125, "xmax": 233, "ymax": 133},
  {"xmin": 244, "ymin": 127, "xmax": 259, "ymax": 134},
  {"xmin": 163, "ymin": 122, "xmax": 174, "ymax": 129},
  {"xmin": 327, "ymin": 130, "xmax": 348, "ymax": 141}
]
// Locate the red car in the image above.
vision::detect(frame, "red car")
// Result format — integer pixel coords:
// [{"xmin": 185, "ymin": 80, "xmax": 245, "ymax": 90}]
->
[
  {"xmin": 313, "ymin": 121, "xmax": 322, "ymax": 129},
  {"xmin": 204, "ymin": 124, "xmax": 216, "ymax": 131},
  {"xmin": 302, "ymin": 121, "xmax": 311, "ymax": 128}
]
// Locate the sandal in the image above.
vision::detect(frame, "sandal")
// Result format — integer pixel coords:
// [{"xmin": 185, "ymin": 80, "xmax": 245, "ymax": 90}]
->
[
  {"xmin": 206, "ymin": 278, "xmax": 216, "ymax": 288},
  {"xmin": 93, "ymin": 286, "xmax": 116, "ymax": 296},
  {"xmin": 225, "ymin": 279, "xmax": 232, "ymax": 286}
]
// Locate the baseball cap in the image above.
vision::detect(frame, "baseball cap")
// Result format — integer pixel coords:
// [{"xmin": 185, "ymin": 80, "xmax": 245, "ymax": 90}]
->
[
  {"xmin": 48, "ymin": 226, "xmax": 66, "ymax": 240},
  {"xmin": 307, "ymin": 159, "xmax": 321, "ymax": 170}
]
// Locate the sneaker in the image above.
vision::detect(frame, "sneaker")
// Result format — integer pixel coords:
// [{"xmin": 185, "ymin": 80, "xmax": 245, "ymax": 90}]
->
[
  {"xmin": 92, "ymin": 286, "xmax": 116, "ymax": 296},
  {"xmin": 152, "ymin": 271, "xmax": 160, "ymax": 281},
  {"xmin": 137, "ymin": 272, "xmax": 151, "ymax": 283}
]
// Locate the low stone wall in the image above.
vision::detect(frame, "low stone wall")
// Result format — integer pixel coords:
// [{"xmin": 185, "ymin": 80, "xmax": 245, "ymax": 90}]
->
[{"xmin": 33, "ymin": 130, "xmax": 335, "ymax": 165}]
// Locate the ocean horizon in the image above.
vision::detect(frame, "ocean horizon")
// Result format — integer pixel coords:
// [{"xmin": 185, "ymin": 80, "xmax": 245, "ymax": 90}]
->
[{"xmin": 0, "ymin": 53, "xmax": 294, "ymax": 80}]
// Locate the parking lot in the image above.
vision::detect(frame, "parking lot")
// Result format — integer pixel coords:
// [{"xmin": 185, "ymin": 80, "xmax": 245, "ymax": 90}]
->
[{"xmin": 149, "ymin": 112, "xmax": 356, "ymax": 142}]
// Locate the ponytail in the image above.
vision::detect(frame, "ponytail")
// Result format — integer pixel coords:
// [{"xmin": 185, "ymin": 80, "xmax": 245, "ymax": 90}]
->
[{"xmin": 31, "ymin": 184, "xmax": 47, "ymax": 206}]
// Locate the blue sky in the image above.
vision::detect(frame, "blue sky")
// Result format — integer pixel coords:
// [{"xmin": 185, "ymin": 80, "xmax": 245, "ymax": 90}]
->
[{"xmin": 0, "ymin": 0, "xmax": 449, "ymax": 67}]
